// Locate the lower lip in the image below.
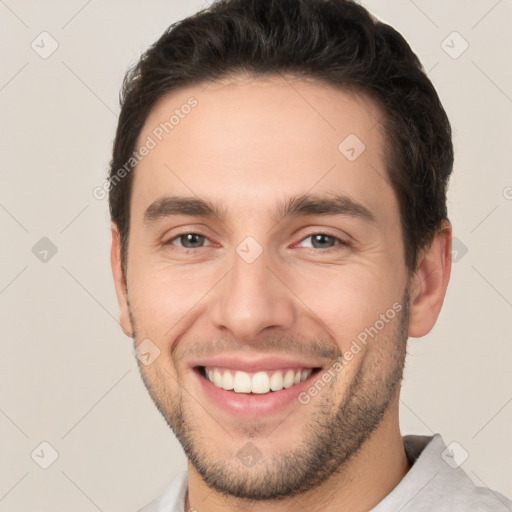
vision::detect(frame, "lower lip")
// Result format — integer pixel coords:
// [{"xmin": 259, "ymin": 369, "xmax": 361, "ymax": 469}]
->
[{"xmin": 194, "ymin": 368, "xmax": 318, "ymax": 418}]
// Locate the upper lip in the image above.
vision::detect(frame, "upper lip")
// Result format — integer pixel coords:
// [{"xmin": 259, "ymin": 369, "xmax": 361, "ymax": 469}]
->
[{"xmin": 190, "ymin": 354, "xmax": 324, "ymax": 373}]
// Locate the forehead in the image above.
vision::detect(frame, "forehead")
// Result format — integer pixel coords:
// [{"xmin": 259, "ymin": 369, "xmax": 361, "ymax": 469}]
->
[{"xmin": 131, "ymin": 74, "xmax": 396, "ymax": 224}]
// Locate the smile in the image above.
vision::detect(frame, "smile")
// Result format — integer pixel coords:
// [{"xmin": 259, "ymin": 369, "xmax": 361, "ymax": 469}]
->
[{"xmin": 200, "ymin": 367, "xmax": 314, "ymax": 394}]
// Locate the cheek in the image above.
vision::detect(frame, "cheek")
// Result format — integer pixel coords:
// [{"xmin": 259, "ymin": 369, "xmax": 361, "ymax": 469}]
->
[
  {"xmin": 289, "ymin": 263, "xmax": 399, "ymax": 351},
  {"xmin": 127, "ymin": 257, "xmax": 224, "ymax": 348}
]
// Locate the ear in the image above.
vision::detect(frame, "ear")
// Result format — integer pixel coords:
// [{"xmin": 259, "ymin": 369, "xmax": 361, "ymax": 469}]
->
[
  {"xmin": 408, "ymin": 220, "xmax": 452, "ymax": 338},
  {"xmin": 110, "ymin": 223, "xmax": 134, "ymax": 338}
]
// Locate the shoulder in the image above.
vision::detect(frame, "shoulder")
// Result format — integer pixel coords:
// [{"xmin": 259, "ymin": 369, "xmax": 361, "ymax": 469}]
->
[{"xmin": 373, "ymin": 434, "xmax": 512, "ymax": 511}]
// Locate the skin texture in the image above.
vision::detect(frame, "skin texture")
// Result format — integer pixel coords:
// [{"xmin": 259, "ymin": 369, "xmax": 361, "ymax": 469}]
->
[{"xmin": 111, "ymin": 74, "xmax": 452, "ymax": 511}]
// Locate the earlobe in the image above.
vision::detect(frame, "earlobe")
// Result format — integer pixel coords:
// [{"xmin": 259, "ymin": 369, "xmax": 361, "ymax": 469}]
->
[
  {"xmin": 110, "ymin": 223, "xmax": 134, "ymax": 338},
  {"xmin": 408, "ymin": 220, "xmax": 452, "ymax": 338}
]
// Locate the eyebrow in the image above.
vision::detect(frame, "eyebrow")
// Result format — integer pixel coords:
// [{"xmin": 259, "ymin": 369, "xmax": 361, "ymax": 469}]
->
[
  {"xmin": 143, "ymin": 193, "xmax": 376, "ymax": 225},
  {"xmin": 144, "ymin": 195, "xmax": 227, "ymax": 224},
  {"xmin": 276, "ymin": 193, "xmax": 376, "ymax": 224}
]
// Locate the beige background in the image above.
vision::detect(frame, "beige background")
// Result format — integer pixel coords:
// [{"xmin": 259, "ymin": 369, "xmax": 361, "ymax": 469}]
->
[{"xmin": 1, "ymin": 0, "xmax": 511, "ymax": 510}]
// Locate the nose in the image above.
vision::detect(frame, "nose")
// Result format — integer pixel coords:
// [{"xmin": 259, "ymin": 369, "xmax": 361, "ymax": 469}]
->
[{"xmin": 210, "ymin": 248, "xmax": 296, "ymax": 342}]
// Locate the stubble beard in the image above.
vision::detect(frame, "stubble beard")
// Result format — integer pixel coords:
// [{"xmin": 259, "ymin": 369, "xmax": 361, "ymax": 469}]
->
[{"xmin": 134, "ymin": 288, "xmax": 410, "ymax": 501}]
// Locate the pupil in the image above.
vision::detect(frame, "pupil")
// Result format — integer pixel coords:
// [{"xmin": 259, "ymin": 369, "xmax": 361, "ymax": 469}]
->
[
  {"xmin": 313, "ymin": 234, "xmax": 332, "ymax": 248},
  {"xmin": 183, "ymin": 234, "xmax": 203, "ymax": 248}
]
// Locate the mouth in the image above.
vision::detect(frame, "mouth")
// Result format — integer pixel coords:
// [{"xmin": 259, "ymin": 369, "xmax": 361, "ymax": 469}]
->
[
  {"xmin": 189, "ymin": 355, "xmax": 326, "ymax": 418},
  {"xmin": 197, "ymin": 366, "xmax": 320, "ymax": 394}
]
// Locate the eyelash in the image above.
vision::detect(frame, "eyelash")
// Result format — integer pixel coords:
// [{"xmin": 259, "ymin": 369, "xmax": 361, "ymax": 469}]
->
[
  {"xmin": 298, "ymin": 233, "xmax": 350, "ymax": 253},
  {"xmin": 163, "ymin": 231, "xmax": 350, "ymax": 254}
]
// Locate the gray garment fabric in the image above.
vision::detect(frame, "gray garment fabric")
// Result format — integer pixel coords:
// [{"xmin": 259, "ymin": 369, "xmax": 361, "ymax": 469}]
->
[
  {"xmin": 136, "ymin": 433, "xmax": 512, "ymax": 512},
  {"xmin": 372, "ymin": 434, "xmax": 512, "ymax": 511}
]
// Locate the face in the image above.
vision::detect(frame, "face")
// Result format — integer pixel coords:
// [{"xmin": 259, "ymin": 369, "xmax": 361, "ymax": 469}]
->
[{"xmin": 115, "ymin": 75, "xmax": 413, "ymax": 499}]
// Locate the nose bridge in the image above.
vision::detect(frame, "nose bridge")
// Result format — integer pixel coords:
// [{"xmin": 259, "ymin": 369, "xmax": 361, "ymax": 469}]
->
[{"xmin": 211, "ymin": 242, "xmax": 295, "ymax": 340}]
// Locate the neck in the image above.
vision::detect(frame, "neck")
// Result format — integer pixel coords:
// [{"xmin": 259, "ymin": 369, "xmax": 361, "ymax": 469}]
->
[{"xmin": 185, "ymin": 398, "xmax": 409, "ymax": 512}]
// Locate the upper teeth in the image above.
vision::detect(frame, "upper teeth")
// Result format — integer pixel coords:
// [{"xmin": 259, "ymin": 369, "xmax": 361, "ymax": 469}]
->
[{"xmin": 204, "ymin": 368, "xmax": 313, "ymax": 394}]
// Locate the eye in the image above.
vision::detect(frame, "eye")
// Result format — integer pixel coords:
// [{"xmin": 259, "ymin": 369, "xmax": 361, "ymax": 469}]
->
[
  {"xmin": 297, "ymin": 233, "xmax": 348, "ymax": 251},
  {"xmin": 166, "ymin": 233, "xmax": 210, "ymax": 249}
]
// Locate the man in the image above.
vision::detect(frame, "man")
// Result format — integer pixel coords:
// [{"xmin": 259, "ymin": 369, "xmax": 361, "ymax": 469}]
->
[{"xmin": 108, "ymin": 0, "xmax": 512, "ymax": 510}]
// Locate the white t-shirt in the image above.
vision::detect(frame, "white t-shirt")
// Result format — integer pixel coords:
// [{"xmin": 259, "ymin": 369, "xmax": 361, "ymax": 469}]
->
[{"xmin": 137, "ymin": 433, "xmax": 512, "ymax": 511}]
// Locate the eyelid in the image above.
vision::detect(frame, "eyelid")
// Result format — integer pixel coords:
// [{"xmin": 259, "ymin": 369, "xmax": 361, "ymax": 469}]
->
[
  {"xmin": 294, "ymin": 231, "xmax": 351, "ymax": 251},
  {"xmin": 294, "ymin": 225, "xmax": 351, "ymax": 242},
  {"xmin": 160, "ymin": 223, "xmax": 216, "ymax": 244},
  {"xmin": 161, "ymin": 228, "xmax": 352, "ymax": 251},
  {"xmin": 164, "ymin": 231, "xmax": 215, "ymax": 248}
]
